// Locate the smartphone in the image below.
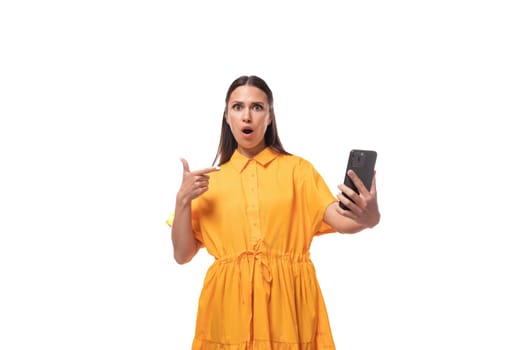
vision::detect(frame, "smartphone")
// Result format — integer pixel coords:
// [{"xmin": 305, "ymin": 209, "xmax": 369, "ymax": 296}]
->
[{"xmin": 339, "ymin": 149, "xmax": 377, "ymax": 210}]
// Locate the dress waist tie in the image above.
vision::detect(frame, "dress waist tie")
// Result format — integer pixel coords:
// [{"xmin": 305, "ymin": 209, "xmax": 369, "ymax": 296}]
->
[{"xmin": 235, "ymin": 248, "xmax": 273, "ymax": 304}]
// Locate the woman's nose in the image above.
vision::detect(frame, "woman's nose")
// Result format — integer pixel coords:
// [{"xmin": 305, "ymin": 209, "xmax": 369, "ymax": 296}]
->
[{"xmin": 242, "ymin": 110, "xmax": 252, "ymax": 122}]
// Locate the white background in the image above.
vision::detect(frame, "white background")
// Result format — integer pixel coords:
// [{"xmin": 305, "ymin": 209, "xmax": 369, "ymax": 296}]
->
[{"xmin": 1, "ymin": 1, "xmax": 524, "ymax": 349}]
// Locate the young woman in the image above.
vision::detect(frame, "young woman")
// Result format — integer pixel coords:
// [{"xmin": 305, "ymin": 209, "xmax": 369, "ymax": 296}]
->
[{"xmin": 168, "ymin": 75, "xmax": 380, "ymax": 349}]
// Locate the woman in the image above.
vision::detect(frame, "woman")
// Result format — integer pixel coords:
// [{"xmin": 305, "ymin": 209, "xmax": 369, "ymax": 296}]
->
[{"xmin": 168, "ymin": 75, "xmax": 380, "ymax": 349}]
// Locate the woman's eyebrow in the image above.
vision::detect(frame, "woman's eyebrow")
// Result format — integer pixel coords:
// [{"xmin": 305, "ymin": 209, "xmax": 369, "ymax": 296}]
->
[{"xmin": 230, "ymin": 100, "xmax": 265, "ymax": 105}]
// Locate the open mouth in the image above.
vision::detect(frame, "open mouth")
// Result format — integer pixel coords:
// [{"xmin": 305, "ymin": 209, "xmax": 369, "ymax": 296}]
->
[{"xmin": 242, "ymin": 128, "xmax": 253, "ymax": 134}]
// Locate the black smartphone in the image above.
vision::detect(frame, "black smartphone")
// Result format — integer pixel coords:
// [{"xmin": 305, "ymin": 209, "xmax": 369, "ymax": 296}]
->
[{"xmin": 339, "ymin": 149, "xmax": 377, "ymax": 210}]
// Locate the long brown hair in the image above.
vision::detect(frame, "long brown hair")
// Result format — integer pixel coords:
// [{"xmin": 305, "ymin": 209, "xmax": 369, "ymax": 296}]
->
[{"xmin": 213, "ymin": 75, "xmax": 290, "ymax": 166}]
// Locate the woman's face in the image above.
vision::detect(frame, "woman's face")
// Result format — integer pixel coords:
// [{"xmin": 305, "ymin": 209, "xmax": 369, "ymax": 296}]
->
[{"xmin": 225, "ymin": 85, "xmax": 272, "ymax": 158}]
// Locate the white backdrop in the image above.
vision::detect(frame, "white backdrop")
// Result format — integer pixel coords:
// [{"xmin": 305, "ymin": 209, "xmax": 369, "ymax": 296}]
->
[{"xmin": 1, "ymin": 1, "xmax": 524, "ymax": 349}]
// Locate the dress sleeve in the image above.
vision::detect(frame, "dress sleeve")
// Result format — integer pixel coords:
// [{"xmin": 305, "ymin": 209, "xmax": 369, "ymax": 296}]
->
[
  {"xmin": 298, "ymin": 159, "xmax": 338, "ymax": 235},
  {"xmin": 165, "ymin": 200, "xmax": 204, "ymax": 247}
]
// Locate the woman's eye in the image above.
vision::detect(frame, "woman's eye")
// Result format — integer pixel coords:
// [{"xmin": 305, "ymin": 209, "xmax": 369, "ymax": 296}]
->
[
  {"xmin": 252, "ymin": 104, "xmax": 263, "ymax": 111},
  {"xmin": 232, "ymin": 104, "xmax": 242, "ymax": 111}
]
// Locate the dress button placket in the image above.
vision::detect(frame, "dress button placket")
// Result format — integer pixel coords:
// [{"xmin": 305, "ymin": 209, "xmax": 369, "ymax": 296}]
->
[{"xmin": 245, "ymin": 160, "xmax": 261, "ymax": 243}]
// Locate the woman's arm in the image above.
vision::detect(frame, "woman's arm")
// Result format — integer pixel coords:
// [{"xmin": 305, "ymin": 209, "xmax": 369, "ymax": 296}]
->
[
  {"xmin": 171, "ymin": 197, "xmax": 200, "ymax": 264},
  {"xmin": 324, "ymin": 170, "xmax": 380, "ymax": 234},
  {"xmin": 171, "ymin": 158, "xmax": 219, "ymax": 264}
]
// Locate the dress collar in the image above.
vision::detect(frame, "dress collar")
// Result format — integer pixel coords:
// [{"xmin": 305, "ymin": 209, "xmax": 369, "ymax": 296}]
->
[{"xmin": 229, "ymin": 147, "xmax": 279, "ymax": 172}]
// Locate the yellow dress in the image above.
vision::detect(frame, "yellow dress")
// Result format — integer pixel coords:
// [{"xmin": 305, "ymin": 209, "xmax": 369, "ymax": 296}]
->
[{"xmin": 168, "ymin": 147, "xmax": 338, "ymax": 349}]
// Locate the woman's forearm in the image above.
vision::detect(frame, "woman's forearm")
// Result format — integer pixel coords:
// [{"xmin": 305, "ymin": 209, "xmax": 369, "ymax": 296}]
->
[{"xmin": 171, "ymin": 196, "xmax": 199, "ymax": 264}]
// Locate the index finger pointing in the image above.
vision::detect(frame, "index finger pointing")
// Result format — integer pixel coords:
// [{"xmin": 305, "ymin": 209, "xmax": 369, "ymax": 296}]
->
[{"xmin": 193, "ymin": 165, "xmax": 221, "ymax": 176}]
